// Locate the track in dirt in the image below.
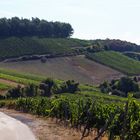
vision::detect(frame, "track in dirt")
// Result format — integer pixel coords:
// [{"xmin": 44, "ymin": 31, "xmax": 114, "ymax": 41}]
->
[
  {"xmin": 0, "ymin": 55, "xmax": 124, "ymax": 85},
  {"xmin": 0, "ymin": 109, "xmax": 108, "ymax": 140}
]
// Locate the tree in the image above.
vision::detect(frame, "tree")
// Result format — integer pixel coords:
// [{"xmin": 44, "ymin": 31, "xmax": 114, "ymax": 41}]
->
[
  {"xmin": 117, "ymin": 77, "xmax": 139, "ymax": 97},
  {"xmin": 7, "ymin": 85, "xmax": 23, "ymax": 98},
  {"xmin": 39, "ymin": 78, "xmax": 56, "ymax": 97},
  {"xmin": 0, "ymin": 17, "xmax": 74, "ymax": 38},
  {"xmin": 60, "ymin": 80, "xmax": 79, "ymax": 93},
  {"xmin": 24, "ymin": 84, "xmax": 38, "ymax": 97}
]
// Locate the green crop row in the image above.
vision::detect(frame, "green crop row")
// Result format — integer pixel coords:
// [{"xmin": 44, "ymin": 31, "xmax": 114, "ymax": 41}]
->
[
  {"xmin": 86, "ymin": 51, "xmax": 140, "ymax": 75},
  {"xmin": 0, "ymin": 83, "xmax": 12, "ymax": 90},
  {"xmin": 0, "ymin": 73, "xmax": 39, "ymax": 85},
  {"xmin": 0, "ymin": 68, "xmax": 45, "ymax": 81},
  {"xmin": 0, "ymin": 37, "xmax": 90, "ymax": 59},
  {"xmin": 0, "ymin": 94, "xmax": 139, "ymax": 139}
]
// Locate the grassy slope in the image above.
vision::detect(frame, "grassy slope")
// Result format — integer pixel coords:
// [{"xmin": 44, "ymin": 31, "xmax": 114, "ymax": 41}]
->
[
  {"xmin": 0, "ymin": 83, "xmax": 11, "ymax": 90},
  {"xmin": 0, "ymin": 37, "xmax": 90, "ymax": 59},
  {"xmin": 0, "ymin": 68, "xmax": 45, "ymax": 85},
  {"xmin": 86, "ymin": 51, "xmax": 140, "ymax": 75},
  {"xmin": 0, "ymin": 56, "xmax": 123, "ymax": 85},
  {"xmin": 0, "ymin": 67, "xmax": 129, "ymax": 105}
]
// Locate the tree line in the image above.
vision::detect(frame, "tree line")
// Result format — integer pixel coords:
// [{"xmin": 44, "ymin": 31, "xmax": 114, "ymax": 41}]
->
[
  {"xmin": 99, "ymin": 77, "xmax": 140, "ymax": 98},
  {"xmin": 90, "ymin": 39, "xmax": 140, "ymax": 52},
  {"xmin": 3, "ymin": 78, "xmax": 79, "ymax": 99},
  {"xmin": 0, "ymin": 17, "xmax": 73, "ymax": 38}
]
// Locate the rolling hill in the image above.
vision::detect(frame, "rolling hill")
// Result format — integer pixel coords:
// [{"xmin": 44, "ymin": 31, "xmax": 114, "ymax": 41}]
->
[
  {"xmin": 0, "ymin": 37, "xmax": 90, "ymax": 60},
  {"xmin": 0, "ymin": 55, "xmax": 123, "ymax": 85},
  {"xmin": 86, "ymin": 51, "xmax": 140, "ymax": 75}
]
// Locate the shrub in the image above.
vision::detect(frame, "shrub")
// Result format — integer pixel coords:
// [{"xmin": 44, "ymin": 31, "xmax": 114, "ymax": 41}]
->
[
  {"xmin": 60, "ymin": 80, "xmax": 79, "ymax": 93},
  {"xmin": 39, "ymin": 78, "xmax": 56, "ymax": 97},
  {"xmin": 24, "ymin": 84, "xmax": 38, "ymax": 97},
  {"xmin": 7, "ymin": 85, "xmax": 23, "ymax": 98}
]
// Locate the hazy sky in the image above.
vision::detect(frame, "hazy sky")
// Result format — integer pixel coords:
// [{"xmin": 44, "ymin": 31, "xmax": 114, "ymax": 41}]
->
[{"xmin": 0, "ymin": 0, "xmax": 140, "ymax": 44}]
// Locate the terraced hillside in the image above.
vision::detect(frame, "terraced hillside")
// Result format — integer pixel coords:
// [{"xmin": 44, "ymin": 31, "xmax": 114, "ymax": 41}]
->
[
  {"xmin": 0, "ymin": 55, "xmax": 123, "ymax": 85},
  {"xmin": 86, "ymin": 51, "xmax": 140, "ymax": 75},
  {"xmin": 0, "ymin": 37, "xmax": 90, "ymax": 60}
]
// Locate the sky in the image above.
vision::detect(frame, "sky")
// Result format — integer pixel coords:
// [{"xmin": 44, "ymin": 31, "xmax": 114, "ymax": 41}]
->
[{"xmin": 0, "ymin": 0, "xmax": 140, "ymax": 44}]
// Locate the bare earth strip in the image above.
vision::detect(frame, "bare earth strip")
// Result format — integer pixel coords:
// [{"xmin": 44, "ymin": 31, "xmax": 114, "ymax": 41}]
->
[
  {"xmin": 0, "ymin": 55, "xmax": 124, "ymax": 85},
  {"xmin": 0, "ymin": 78, "xmax": 23, "ymax": 87},
  {"xmin": 0, "ymin": 108, "xmax": 108, "ymax": 140}
]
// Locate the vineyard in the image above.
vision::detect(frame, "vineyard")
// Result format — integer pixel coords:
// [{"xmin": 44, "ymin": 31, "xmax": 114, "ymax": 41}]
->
[
  {"xmin": 0, "ymin": 37, "xmax": 90, "ymax": 60},
  {"xmin": 0, "ymin": 94, "xmax": 140, "ymax": 139},
  {"xmin": 0, "ymin": 47, "xmax": 140, "ymax": 139},
  {"xmin": 0, "ymin": 67, "xmax": 139, "ymax": 139},
  {"xmin": 0, "ymin": 68, "xmax": 47, "ymax": 85},
  {"xmin": 86, "ymin": 51, "xmax": 140, "ymax": 75}
]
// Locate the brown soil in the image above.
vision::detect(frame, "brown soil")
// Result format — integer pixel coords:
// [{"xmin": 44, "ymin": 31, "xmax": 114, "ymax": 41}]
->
[
  {"xmin": 0, "ymin": 55, "xmax": 124, "ymax": 85},
  {"xmin": 0, "ymin": 108, "xmax": 108, "ymax": 140},
  {"xmin": 0, "ymin": 78, "xmax": 24, "ymax": 87},
  {"xmin": 70, "ymin": 55, "xmax": 124, "ymax": 84}
]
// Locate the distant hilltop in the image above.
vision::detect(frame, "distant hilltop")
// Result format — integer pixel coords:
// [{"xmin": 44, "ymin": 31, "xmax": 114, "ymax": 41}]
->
[{"xmin": 0, "ymin": 17, "xmax": 73, "ymax": 38}]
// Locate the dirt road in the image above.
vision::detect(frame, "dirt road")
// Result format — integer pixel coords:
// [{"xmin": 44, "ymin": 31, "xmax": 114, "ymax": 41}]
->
[
  {"xmin": 0, "ymin": 109, "xmax": 108, "ymax": 140},
  {"xmin": 0, "ymin": 111, "xmax": 36, "ymax": 140}
]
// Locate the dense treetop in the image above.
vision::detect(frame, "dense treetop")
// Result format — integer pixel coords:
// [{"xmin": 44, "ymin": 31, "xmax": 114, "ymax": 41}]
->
[
  {"xmin": 91, "ymin": 39, "xmax": 140, "ymax": 52},
  {"xmin": 0, "ymin": 17, "xmax": 73, "ymax": 38}
]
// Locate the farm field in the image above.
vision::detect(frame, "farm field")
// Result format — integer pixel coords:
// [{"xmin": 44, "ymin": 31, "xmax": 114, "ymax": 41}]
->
[
  {"xmin": 0, "ymin": 82, "xmax": 11, "ymax": 90},
  {"xmin": 0, "ymin": 55, "xmax": 123, "ymax": 85},
  {"xmin": 0, "ymin": 92, "xmax": 139, "ymax": 139},
  {"xmin": 86, "ymin": 51, "xmax": 140, "ymax": 75},
  {"xmin": 0, "ymin": 37, "xmax": 90, "ymax": 60}
]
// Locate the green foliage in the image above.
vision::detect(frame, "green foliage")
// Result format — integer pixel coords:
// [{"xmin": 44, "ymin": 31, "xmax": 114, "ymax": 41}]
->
[
  {"xmin": 7, "ymin": 85, "xmax": 23, "ymax": 98},
  {"xmin": 0, "ymin": 37, "xmax": 90, "ymax": 60},
  {"xmin": 0, "ymin": 73, "xmax": 39, "ymax": 85},
  {"xmin": 86, "ymin": 51, "xmax": 140, "ymax": 75},
  {"xmin": 23, "ymin": 84, "xmax": 38, "ymax": 97},
  {"xmin": 0, "ymin": 82, "xmax": 11, "ymax": 90},
  {"xmin": 39, "ymin": 78, "xmax": 56, "ymax": 97},
  {"xmin": 91, "ymin": 39, "xmax": 140, "ymax": 52},
  {"xmin": 0, "ymin": 17, "xmax": 73, "ymax": 38},
  {"xmin": 39, "ymin": 79, "xmax": 80, "ymax": 96},
  {"xmin": 4, "ymin": 78, "xmax": 80, "ymax": 98},
  {"xmin": 0, "ymin": 68, "xmax": 47, "ymax": 85},
  {"xmin": 6, "ymin": 84, "xmax": 39, "ymax": 98},
  {"xmin": 86, "ymin": 45, "xmax": 104, "ymax": 53},
  {"xmin": 1, "ymin": 94, "xmax": 140, "ymax": 139},
  {"xmin": 117, "ymin": 77, "xmax": 139, "ymax": 95},
  {"xmin": 124, "ymin": 51, "xmax": 140, "ymax": 61},
  {"xmin": 60, "ymin": 80, "xmax": 79, "ymax": 93},
  {"xmin": 99, "ymin": 77, "xmax": 140, "ymax": 97},
  {"xmin": 0, "ymin": 68, "xmax": 45, "ymax": 81},
  {"xmin": 99, "ymin": 81, "xmax": 111, "ymax": 93}
]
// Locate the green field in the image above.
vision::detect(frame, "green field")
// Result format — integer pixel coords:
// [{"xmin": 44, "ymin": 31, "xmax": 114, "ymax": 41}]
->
[
  {"xmin": 86, "ymin": 51, "xmax": 140, "ymax": 75},
  {"xmin": 0, "ymin": 83, "xmax": 11, "ymax": 90},
  {"xmin": 0, "ymin": 68, "xmax": 46, "ymax": 85},
  {"xmin": 0, "ymin": 66, "xmax": 139, "ymax": 139},
  {"xmin": 0, "ymin": 37, "xmax": 90, "ymax": 60}
]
